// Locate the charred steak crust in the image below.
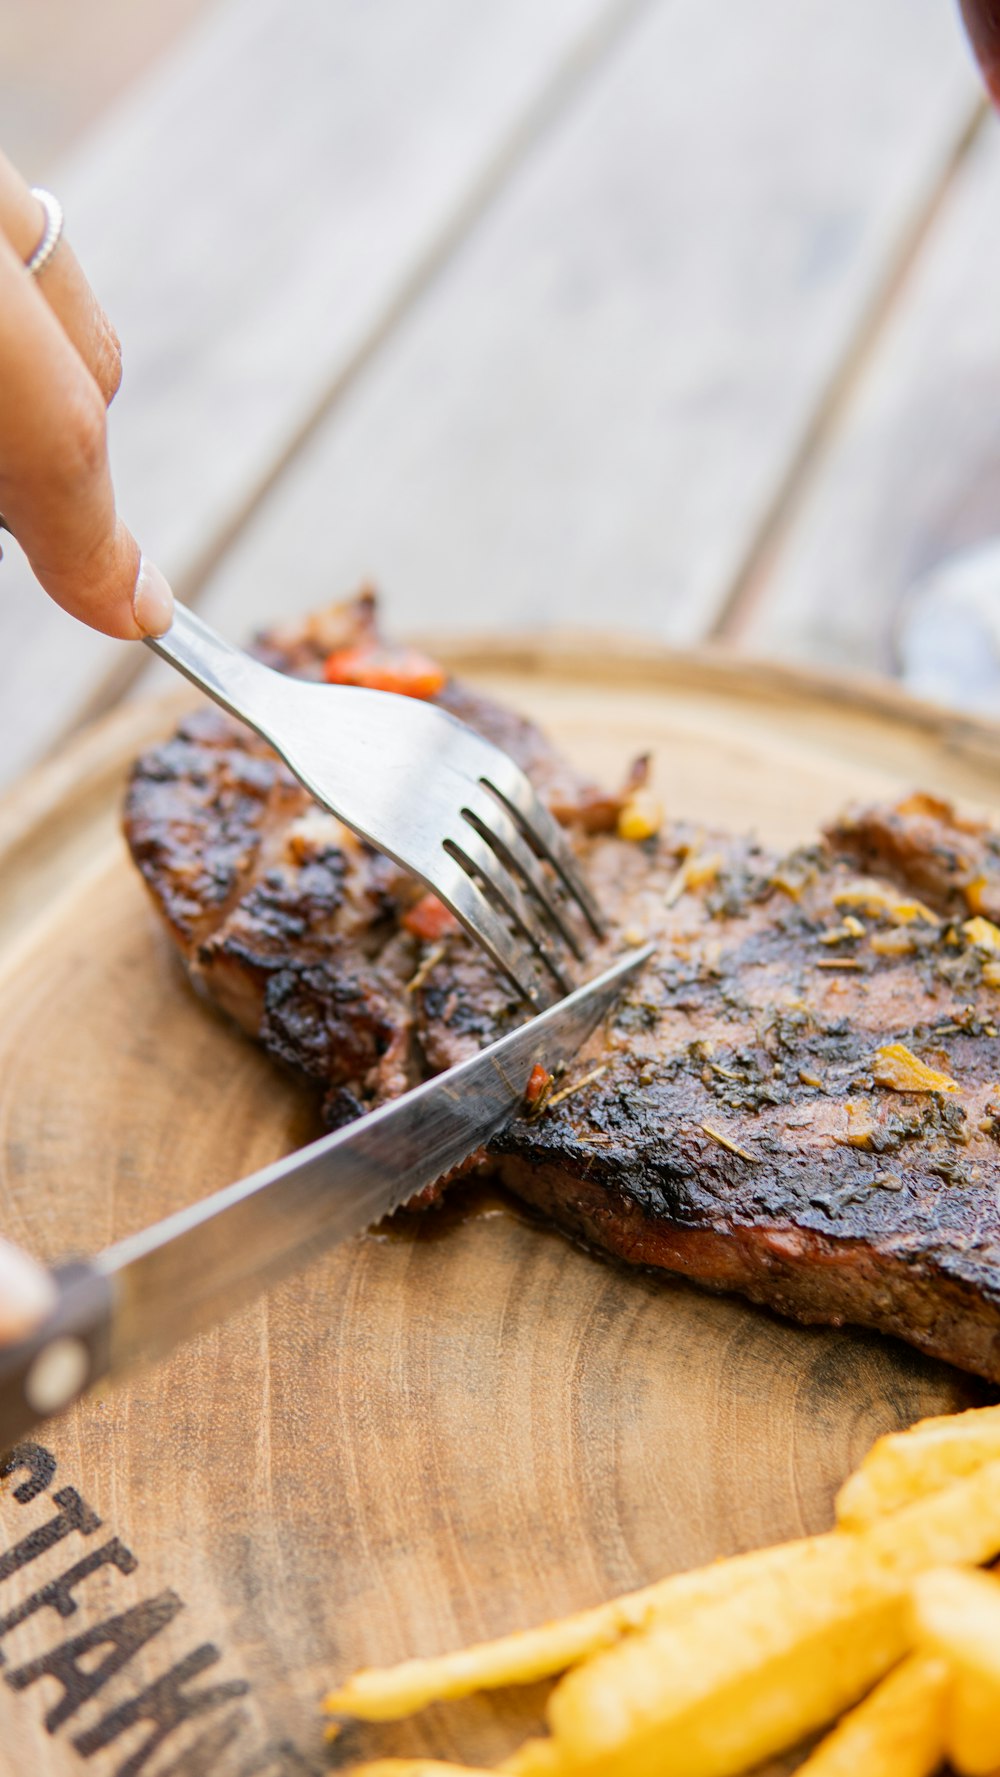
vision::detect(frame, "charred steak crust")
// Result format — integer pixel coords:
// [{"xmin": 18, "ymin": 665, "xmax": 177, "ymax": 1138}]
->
[
  {"xmin": 124, "ymin": 596, "xmax": 1000, "ymax": 1380},
  {"xmin": 125, "ymin": 595, "xmax": 608, "ymax": 1127}
]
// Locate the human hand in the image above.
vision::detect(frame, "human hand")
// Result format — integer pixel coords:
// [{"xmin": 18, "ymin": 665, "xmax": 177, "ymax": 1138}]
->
[
  {"xmin": 960, "ymin": 0, "xmax": 1000, "ymax": 103},
  {"xmin": 0, "ymin": 150, "xmax": 173, "ymax": 638},
  {"xmin": 0, "ymin": 1234, "xmax": 54, "ymax": 1342}
]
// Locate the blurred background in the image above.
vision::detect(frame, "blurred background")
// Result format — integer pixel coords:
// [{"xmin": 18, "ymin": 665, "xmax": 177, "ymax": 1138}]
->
[{"xmin": 2, "ymin": 0, "xmax": 1000, "ymax": 792}]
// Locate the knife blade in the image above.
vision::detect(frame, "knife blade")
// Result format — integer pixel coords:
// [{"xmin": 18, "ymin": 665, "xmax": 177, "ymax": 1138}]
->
[{"xmin": 0, "ymin": 944, "xmax": 652, "ymax": 1449}]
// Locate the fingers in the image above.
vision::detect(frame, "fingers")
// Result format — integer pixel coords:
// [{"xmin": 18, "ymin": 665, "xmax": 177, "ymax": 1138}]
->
[
  {"xmin": 961, "ymin": 1, "xmax": 1000, "ymax": 102},
  {"xmin": 0, "ymin": 232, "xmax": 172, "ymax": 638},
  {"xmin": 0, "ymin": 1235, "xmax": 55, "ymax": 1343},
  {"xmin": 0, "ymin": 150, "xmax": 122, "ymax": 407},
  {"xmin": 0, "ymin": 151, "xmax": 173, "ymax": 637}
]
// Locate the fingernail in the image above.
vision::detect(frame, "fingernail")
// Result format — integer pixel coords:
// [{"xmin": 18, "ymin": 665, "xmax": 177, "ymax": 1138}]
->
[
  {"xmin": 132, "ymin": 555, "xmax": 174, "ymax": 638},
  {"xmin": 0, "ymin": 1236, "xmax": 56, "ymax": 1341}
]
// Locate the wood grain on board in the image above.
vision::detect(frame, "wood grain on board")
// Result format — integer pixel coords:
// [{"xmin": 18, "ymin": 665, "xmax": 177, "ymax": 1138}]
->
[
  {"xmin": 0, "ymin": 643, "xmax": 997, "ymax": 1777},
  {"xmin": 739, "ymin": 113, "xmax": 1000, "ymax": 677},
  {"xmin": 0, "ymin": 0, "xmax": 642, "ymax": 788},
  {"xmin": 185, "ymin": 0, "xmax": 980, "ymax": 656}
]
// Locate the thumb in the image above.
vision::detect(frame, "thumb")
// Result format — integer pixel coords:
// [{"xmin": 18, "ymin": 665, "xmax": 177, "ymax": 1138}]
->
[{"xmin": 0, "ymin": 232, "xmax": 173, "ymax": 639}]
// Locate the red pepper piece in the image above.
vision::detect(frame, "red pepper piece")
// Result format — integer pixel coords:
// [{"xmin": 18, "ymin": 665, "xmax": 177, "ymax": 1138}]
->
[
  {"xmin": 322, "ymin": 643, "xmax": 447, "ymax": 700},
  {"xmin": 524, "ymin": 1063, "xmax": 554, "ymax": 1112},
  {"xmin": 402, "ymin": 894, "xmax": 459, "ymax": 942}
]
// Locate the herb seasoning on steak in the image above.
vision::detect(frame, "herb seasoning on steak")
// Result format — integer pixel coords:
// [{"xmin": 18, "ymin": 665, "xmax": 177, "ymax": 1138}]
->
[{"xmin": 124, "ymin": 595, "xmax": 1000, "ymax": 1382}]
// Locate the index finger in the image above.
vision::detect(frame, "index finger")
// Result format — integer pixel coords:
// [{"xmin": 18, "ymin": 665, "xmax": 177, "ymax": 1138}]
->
[
  {"xmin": 0, "ymin": 233, "xmax": 171, "ymax": 638},
  {"xmin": 960, "ymin": 1, "xmax": 1000, "ymax": 102},
  {"xmin": 0, "ymin": 151, "xmax": 122, "ymax": 407}
]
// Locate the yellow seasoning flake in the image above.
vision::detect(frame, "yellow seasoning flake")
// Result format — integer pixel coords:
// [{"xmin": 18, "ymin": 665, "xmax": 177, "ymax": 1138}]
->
[
  {"xmin": 819, "ymin": 918, "xmax": 864, "ymax": 946},
  {"xmin": 871, "ymin": 1043, "xmax": 959, "ymax": 1095},
  {"xmin": 984, "ymin": 962, "xmax": 1000, "ymax": 990},
  {"xmin": 834, "ymin": 880, "xmax": 939, "ymax": 926},
  {"xmin": 771, "ymin": 867, "xmax": 811, "ymax": 900},
  {"xmin": 870, "ymin": 929, "xmax": 916, "ymax": 958},
  {"xmin": 839, "ymin": 1099, "xmax": 875, "ymax": 1149},
  {"xmin": 965, "ymin": 874, "xmax": 991, "ymax": 915},
  {"xmin": 892, "ymin": 897, "xmax": 942, "ymax": 925},
  {"xmin": 617, "ymin": 790, "xmax": 663, "ymax": 843},
  {"xmin": 684, "ymin": 852, "xmax": 722, "ymax": 891},
  {"xmin": 663, "ymin": 844, "xmax": 720, "ymax": 906},
  {"xmin": 963, "ymin": 916, "xmax": 1000, "ymax": 952}
]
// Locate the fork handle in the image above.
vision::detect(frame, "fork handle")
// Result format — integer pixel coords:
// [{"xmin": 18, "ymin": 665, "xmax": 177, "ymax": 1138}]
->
[{"xmin": 144, "ymin": 601, "xmax": 282, "ymax": 741}]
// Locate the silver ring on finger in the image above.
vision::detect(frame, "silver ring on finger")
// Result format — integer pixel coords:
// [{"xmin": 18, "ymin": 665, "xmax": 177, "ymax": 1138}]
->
[{"xmin": 25, "ymin": 188, "xmax": 64, "ymax": 278}]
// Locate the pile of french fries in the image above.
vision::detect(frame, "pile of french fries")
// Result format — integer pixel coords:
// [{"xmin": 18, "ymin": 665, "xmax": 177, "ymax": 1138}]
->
[{"xmin": 324, "ymin": 1402, "xmax": 1000, "ymax": 1777}]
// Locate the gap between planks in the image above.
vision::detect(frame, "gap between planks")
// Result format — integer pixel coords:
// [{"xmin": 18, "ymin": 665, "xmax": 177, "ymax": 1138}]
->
[
  {"xmin": 5, "ymin": 0, "xmax": 982, "ymax": 785},
  {"xmin": 42, "ymin": 0, "xmax": 657, "ymax": 747},
  {"xmin": 712, "ymin": 92, "xmax": 990, "ymax": 646},
  {"xmin": 165, "ymin": 0, "xmax": 984, "ymax": 667}
]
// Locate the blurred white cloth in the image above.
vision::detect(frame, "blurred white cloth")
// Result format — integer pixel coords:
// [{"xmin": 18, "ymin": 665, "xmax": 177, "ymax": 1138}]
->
[{"xmin": 898, "ymin": 541, "xmax": 1000, "ymax": 713}]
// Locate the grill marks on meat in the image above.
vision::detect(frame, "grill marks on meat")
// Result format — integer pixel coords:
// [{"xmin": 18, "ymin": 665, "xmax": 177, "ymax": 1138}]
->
[
  {"xmin": 125, "ymin": 708, "xmax": 300, "ymax": 951},
  {"xmin": 127, "ymin": 703, "xmax": 419, "ymax": 1125},
  {"xmin": 416, "ymin": 821, "xmax": 1000, "ymax": 1378},
  {"xmin": 124, "ymin": 597, "xmax": 1000, "ymax": 1380},
  {"xmin": 125, "ymin": 595, "xmax": 606, "ymax": 1128},
  {"xmin": 488, "ymin": 850, "xmax": 1000, "ymax": 1383}
]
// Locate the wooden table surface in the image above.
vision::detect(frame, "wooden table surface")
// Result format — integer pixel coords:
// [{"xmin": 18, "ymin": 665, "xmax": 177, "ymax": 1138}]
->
[
  {"xmin": 1, "ymin": 0, "xmax": 998, "ymax": 792},
  {"xmin": 3, "ymin": 11, "xmax": 1000, "ymax": 1774}
]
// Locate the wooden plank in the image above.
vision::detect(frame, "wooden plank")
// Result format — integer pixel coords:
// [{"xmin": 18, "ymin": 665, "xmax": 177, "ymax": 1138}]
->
[
  {"xmin": 0, "ymin": 0, "xmax": 215, "ymax": 175},
  {"xmin": 187, "ymin": 0, "xmax": 980, "ymax": 658},
  {"xmin": 736, "ymin": 114, "xmax": 1000, "ymax": 679},
  {"xmin": 0, "ymin": 0, "xmax": 638, "ymax": 789},
  {"xmin": 0, "ymin": 643, "xmax": 992, "ymax": 1775}
]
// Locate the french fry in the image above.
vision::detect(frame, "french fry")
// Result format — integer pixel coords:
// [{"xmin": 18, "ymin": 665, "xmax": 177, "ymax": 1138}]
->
[
  {"xmin": 546, "ymin": 1558, "xmax": 906, "ymax": 1777},
  {"xmin": 499, "ymin": 1741, "xmax": 565, "ymax": 1775},
  {"xmin": 792, "ymin": 1653, "xmax": 949, "ymax": 1776},
  {"xmin": 324, "ymin": 1538, "xmax": 821, "ymax": 1721},
  {"xmin": 344, "ymin": 1765, "xmax": 494, "ymax": 1776},
  {"xmin": 545, "ymin": 1457, "xmax": 1000, "ymax": 1777},
  {"xmin": 836, "ymin": 1404, "xmax": 1000, "ymax": 1529},
  {"xmin": 912, "ymin": 1565, "xmax": 1000, "ymax": 1774},
  {"xmin": 335, "ymin": 1426, "xmax": 1000, "ymax": 1776}
]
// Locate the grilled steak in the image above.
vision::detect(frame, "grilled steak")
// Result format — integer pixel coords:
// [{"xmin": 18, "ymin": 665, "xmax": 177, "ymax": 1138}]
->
[{"xmin": 125, "ymin": 596, "xmax": 1000, "ymax": 1381}]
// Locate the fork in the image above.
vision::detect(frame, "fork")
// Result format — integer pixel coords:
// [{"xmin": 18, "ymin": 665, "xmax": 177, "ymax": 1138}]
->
[{"xmin": 146, "ymin": 604, "xmax": 604, "ymax": 1006}]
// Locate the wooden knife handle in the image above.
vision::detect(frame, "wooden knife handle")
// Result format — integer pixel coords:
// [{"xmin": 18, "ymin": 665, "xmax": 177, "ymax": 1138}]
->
[{"xmin": 0, "ymin": 1263, "xmax": 113, "ymax": 1454}]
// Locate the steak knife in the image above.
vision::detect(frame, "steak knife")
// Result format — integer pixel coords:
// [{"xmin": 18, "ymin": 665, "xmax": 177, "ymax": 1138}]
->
[{"xmin": 0, "ymin": 944, "xmax": 652, "ymax": 1450}]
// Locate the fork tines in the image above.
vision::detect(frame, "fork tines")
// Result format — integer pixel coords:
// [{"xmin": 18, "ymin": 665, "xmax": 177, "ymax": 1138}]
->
[{"xmin": 437, "ymin": 757, "xmax": 605, "ymax": 1008}]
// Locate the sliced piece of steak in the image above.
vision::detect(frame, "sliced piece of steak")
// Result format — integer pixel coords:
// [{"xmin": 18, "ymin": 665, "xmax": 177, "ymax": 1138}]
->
[
  {"xmin": 827, "ymin": 792, "xmax": 1000, "ymax": 926},
  {"xmin": 124, "ymin": 595, "xmax": 1000, "ymax": 1379},
  {"xmin": 124, "ymin": 594, "xmax": 611, "ymax": 1127},
  {"xmin": 488, "ymin": 853, "xmax": 1000, "ymax": 1384}
]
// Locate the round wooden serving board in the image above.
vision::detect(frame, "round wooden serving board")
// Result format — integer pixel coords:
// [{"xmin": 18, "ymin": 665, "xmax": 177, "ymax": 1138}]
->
[{"xmin": 2, "ymin": 638, "xmax": 1000, "ymax": 1777}]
